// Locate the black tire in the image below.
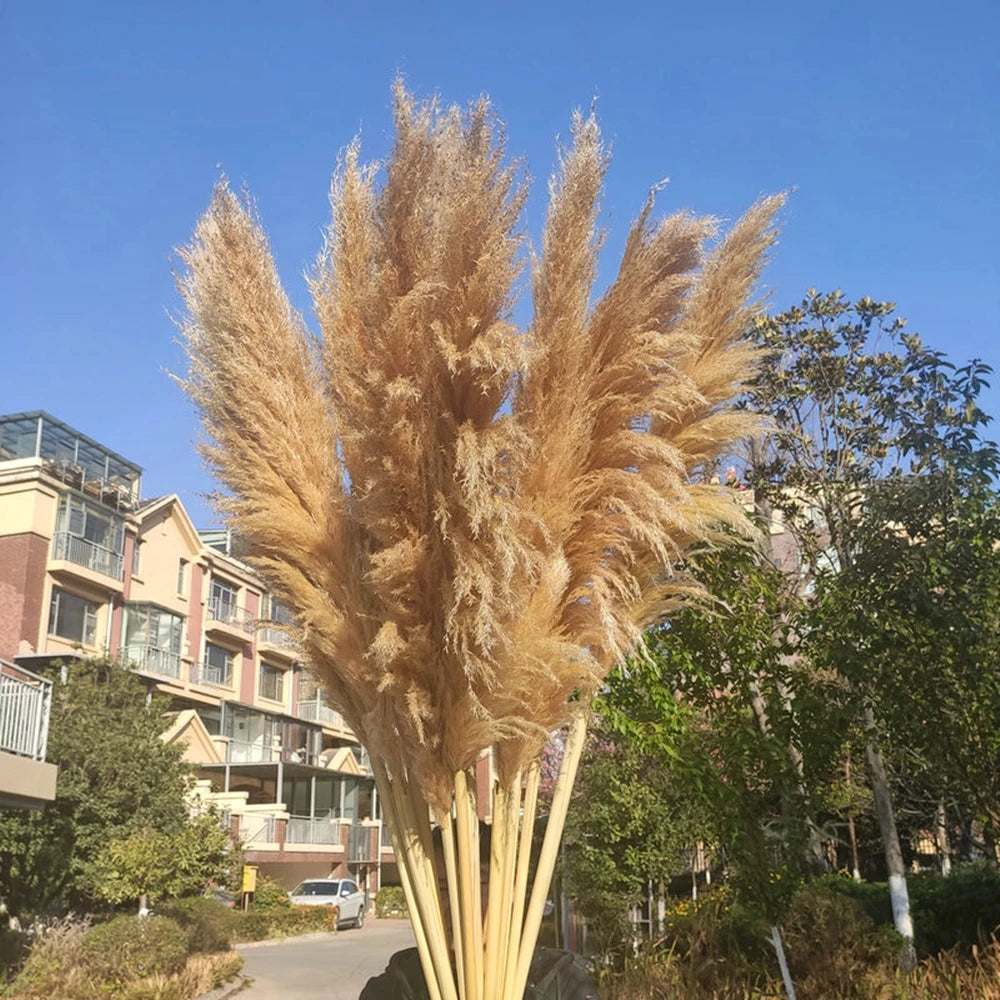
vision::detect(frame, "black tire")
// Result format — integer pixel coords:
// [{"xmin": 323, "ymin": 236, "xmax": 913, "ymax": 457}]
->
[{"xmin": 355, "ymin": 904, "xmax": 365, "ymax": 929}]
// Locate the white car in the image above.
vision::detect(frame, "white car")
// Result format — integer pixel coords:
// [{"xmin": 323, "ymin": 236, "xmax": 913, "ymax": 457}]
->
[{"xmin": 288, "ymin": 878, "xmax": 366, "ymax": 929}]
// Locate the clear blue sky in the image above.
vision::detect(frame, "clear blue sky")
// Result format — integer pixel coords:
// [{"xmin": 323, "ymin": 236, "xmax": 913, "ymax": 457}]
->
[{"xmin": 3, "ymin": 0, "xmax": 998, "ymax": 527}]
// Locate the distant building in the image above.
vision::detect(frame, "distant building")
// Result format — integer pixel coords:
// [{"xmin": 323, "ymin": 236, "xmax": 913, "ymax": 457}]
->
[{"xmin": 0, "ymin": 410, "xmax": 398, "ymax": 892}]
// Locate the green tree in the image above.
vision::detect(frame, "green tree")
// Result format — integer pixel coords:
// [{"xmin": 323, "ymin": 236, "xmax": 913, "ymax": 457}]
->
[
  {"xmin": 747, "ymin": 288, "xmax": 998, "ymax": 957},
  {"xmin": 92, "ymin": 813, "xmax": 235, "ymax": 913},
  {"xmin": 814, "ymin": 400, "xmax": 1000, "ymax": 848},
  {"xmin": 567, "ymin": 540, "xmax": 829, "ymax": 937},
  {"xmin": 0, "ymin": 658, "xmax": 193, "ymax": 917}
]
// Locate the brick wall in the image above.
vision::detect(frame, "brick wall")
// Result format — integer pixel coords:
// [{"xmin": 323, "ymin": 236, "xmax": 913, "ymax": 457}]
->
[{"xmin": 0, "ymin": 533, "xmax": 49, "ymax": 661}]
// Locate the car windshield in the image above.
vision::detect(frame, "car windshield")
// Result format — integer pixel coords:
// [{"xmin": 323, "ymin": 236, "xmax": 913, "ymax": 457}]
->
[{"xmin": 293, "ymin": 881, "xmax": 339, "ymax": 896}]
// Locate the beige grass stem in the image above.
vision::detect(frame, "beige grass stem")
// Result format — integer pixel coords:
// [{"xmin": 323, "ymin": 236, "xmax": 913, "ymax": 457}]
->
[
  {"xmin": 510, "ymin": 712, "xmax": 588, "ymax": 1000},
  {"xmin": 501, "ymin": 762, "xmax": 541, "ymax": 999}
]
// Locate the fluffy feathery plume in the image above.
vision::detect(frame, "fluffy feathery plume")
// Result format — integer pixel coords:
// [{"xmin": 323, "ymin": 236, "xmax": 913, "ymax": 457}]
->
[{"xmin": 179, "ymin": 82, "xmax": 783, "ymax": 1000}]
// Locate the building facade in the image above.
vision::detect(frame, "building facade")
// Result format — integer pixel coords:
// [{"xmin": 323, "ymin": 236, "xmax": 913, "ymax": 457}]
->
[{"xmin": 0, "ymin": 411, "xmax": 396, "ymax": 892}]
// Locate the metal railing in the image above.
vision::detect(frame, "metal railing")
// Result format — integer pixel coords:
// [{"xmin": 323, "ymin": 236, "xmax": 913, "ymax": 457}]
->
[
  {"xmin": 51, "ymin": 531, "xmax": 124, "ymax": 581},
  {"xmin": 257, "ymin": 625, "xmax": 298, "ymax": 651},
  {"xmin": 189, "ymin": 661, "xmax": 232, "ymax": 688},
  {"xmin": 238, "ymin": 815, "xmax": 276, "ymax": 844},
  {"xmin": 125, "ymin": 643, "xmax": 182, "ymax": 679},
  {"xmin": 296, "ymin": 699, "xmax": 346, "ymax": 728},
  {"xmin": 347, "ymin": 821, "xmax": 376, "ymax": 863},
  {"xmin": 287, "ymin": 816, "xmax": 343, "ymax": 846},
  {"xmin": 206, "ymin": 596, "xmax": 254, "ymax": 634},
  {"xmin": 0, "ymin": 664, "xmax": 52, "ymax": 761},
  {"xmin": 226, "ymin": 739, "xmax": 279, "ymax": 764},
  {"xmin": 381, "ymin": 823, "xmax": 394, "ymax": 848}
]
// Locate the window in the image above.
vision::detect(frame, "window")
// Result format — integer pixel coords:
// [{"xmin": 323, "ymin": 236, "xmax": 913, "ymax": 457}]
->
[
  {"xmin": 259, "ymin": 663, "xmax": 284, "ymax": 702},
  {"xmin": 49, "ymin": 589, "xmax": 98, "ymax": 646},
  {"xmin": 131, "ymin": 540, "xmax": 142, "ymax": 577},
  {"xmin": 203, "ymin": 643, "xmax": 234, "ymax": 686},
  {"xmin": 177, "ymin": 558, "xmax": 187, "ymax": 595},
  {"xmin": 268, "ymin": 596, "xmax": 293, "ymax": 625},
  {"xmin": 56, "ymin": 495, "xmax": 124, "ymax": 553},
  {"xmin": 210, "ymin": 577, "xmax": 237, "ymax": 619}
]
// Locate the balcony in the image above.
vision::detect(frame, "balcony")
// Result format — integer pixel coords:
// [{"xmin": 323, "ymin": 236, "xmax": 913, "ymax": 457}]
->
[
  {"xmin": 0, "ymin": 663, "xmax": 51, "ymax": 761},
  {"xmin": 125, "ymin": 644, "xmax": 183, "ymax": 680},
  {"xmin": 0, "ymin": 411, "xmax": 142, "ymax": 509},
  {"xmin": 51, "ymin": 532, "xmax": 124, "ymax": 582},
  {"xmin": 287, "ymin": 816, "xmax": 343, "ymax": 846},
  {"xmin": 296, "ymin": 699, "xmax": 348, "ymax": 729},
  {"xmin": 190, "ymin": 661, "xmax": 233, "ymax": 689},
  {"xmin": 0, "ymin": 662, "xmax": 57, "ymax": 810},
  {"xmin": 238, "ymin": 814, "xmax": 277, "ymax": 845},
  {"xmin": 206, "ymin": 597, "xmax": 255, "ymax": 636},
  {"xmin": 226, "ymin": 739, "xmax": 279, "ymax": 764},
  {"xmin": 257, "ymin": 625, "xmax": 299, "ymax": 659}
]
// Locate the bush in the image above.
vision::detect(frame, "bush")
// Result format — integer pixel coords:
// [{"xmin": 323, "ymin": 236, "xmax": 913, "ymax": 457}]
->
[
  {"xmin": 823, "ymin": 864, "xmax": 1000, "ymax": 956},
  {"xmin": 247, "ymin": 874, "xmax": 290, "ymax": 910},
  {"xmin": 908, "ymin": 864, "xmax": 1000, "ymax": 955},
  {"xmin": 0, "ymin": 927, "xmax": 30, "ymax": 986},
  {"xmin": 157, "ymin": 898, "xmax": 237, "ymax": 953},
  {"xmin": 230, "ymin": 904, "xmax": 338, "ymax": 943},
  {"xmin": 780, "ymin": 881, "xmax": 899, "ymax": 996},
  {"xmin": 375, "ymin": 885, "xmax": 408, "ymax": 918},
  {"xmin": 9, "ymin": 917, "xmax": 90, "ymax": 998},
  {"xmin": 80, "ymin": 915, "xmax": 188, "ymax": 988}
]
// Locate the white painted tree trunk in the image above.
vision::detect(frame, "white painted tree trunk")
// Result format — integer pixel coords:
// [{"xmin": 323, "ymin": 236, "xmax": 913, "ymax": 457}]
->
[
  {"xmin": 863, "ymin": 704, "xmax": 917, "ymax": 969},
  {"xmin": 770, "ymin": 924, "xmax": 797, "ymax": 1000}
]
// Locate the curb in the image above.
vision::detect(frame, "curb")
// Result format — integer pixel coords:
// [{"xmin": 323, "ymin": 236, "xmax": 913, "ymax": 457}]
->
[
  {"xmin": 196, "ymin": 972, "xmax": 252, "ymax": 1000},
  {"xmin": 235, "ymin": 930, "xmax": 337, "ymax": 949}
]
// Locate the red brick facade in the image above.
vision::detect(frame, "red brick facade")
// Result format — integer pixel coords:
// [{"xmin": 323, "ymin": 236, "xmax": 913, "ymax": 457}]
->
[{"xmin": 0, "ymin": 533, "xmax": 49, "ymax": 661}]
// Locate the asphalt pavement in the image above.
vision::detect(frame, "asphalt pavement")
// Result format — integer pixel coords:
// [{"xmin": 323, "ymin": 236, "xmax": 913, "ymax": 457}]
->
[{"xmin": 237, "ymin": 918, "xmax": 416, "ymax": 1000}]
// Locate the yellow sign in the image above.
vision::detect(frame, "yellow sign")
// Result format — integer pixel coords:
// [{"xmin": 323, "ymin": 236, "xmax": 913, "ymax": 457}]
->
[{"xmin": 241, "ymin": 864, "xmax": 258, "ymax": 894}]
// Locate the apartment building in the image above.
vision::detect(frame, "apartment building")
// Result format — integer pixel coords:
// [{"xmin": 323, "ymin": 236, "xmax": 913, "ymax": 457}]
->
[{"xmin": 0, "ymin": 411, "xmax": 394, "ymax": 893}]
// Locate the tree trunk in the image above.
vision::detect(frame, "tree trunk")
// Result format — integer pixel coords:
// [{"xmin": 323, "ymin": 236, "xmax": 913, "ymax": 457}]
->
[
  {"xmin": 862, "ymin": 703, "xmax": 916, "ymax": 969},
  {"xmin": 935, "ymin": 800, "xmax": 952, "ymax": 876},
  {"xmin": 845, "ymin": 755, "xmax": 861, "ymax": 880},
  {"xmin": 847, "ymin": 815, "xmax": 861, "ymax": 881}
]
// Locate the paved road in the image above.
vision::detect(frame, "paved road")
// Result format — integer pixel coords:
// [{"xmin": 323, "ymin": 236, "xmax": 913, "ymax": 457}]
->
[{"xmin": 237, "ymin": 919, "xmax": 416, "ymax": 1000}]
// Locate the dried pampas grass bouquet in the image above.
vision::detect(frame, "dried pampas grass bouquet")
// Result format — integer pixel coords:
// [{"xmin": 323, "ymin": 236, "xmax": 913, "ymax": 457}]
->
[{"xmin": 178, "ymin": 81, "xmax": 782, "ymax": 1000}]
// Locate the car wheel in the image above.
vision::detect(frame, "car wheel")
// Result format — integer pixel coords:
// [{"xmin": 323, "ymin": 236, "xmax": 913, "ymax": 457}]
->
[{"xmin": 355, "ymin": 904, "xmax": 365, "ymax": 929}]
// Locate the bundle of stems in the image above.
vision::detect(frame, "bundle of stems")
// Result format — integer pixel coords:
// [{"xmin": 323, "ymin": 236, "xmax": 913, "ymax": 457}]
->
[{"xmin": 178, "ymin": 81, "xmax": 783, "ymax": 1000}]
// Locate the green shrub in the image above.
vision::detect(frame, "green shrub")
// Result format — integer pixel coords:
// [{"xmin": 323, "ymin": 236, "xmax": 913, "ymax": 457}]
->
[
  {"xmin": 157, "ymin": 897, "xmax": 237, "ymax": 953},
  {"xmin": 908, "ymin": 864, "xmax": 1000, "ymax": 955},
  {"xmin": 80, "ymin": 915, "xmax": 188, "ymax": 988},
  {"xmin": 0, "ymin": 927, "xmax": 30, "ymax": 985},
  {"xmin": 9, "ymin": 918, "xmax": 90, "ymax": 998},
  {"xmin": 230, "ymin": 904, "xmax": 338, "ymax": 942},
  {"xmin": 375, "ymin": 885, "xmax": 408, "ymax": 918},
  {"xmin": 248, "ymin": 874, "xmax": 290, "ymax": 910},
  {"xmin": 780, "ymin": 881, "xmax": 899, "ymax": 994},
  {"xmin": 822, "ymin": 865, "xmax": 1000, "ymax": 957}
]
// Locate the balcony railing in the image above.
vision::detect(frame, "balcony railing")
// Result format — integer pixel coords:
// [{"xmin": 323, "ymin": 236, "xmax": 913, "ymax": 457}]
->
[
  {"xmin": 238, "ymin": 815, "xmax": 276, "ymax": 844},
  {"xmin": 206, "ymin": 597, "xmax": 254, "ymax": 634},
  {"xmin": 226, "ymin": 739, "xmax": 279, "ymax": 764},
  {"xmin": 381, "ymin": 823, "xmax": 394, "ymax": 848},
  {"xmin": 347, "ymin": 821, "xmax": 376, "ymax": 863},
  {"xmin": 296, "ymin": 699, "xmax": 346, "ymax": 728},
  {"xmin": 190, "ymin": 661, "xmax": 233, "ymax": 689},
  {"xmin": 257, "ymin": 625, "xmax": 298, "ymax": 651},
  {"xmin": 0, "ymin": 664, "xmax": 52, "ymax": 761},
  {"xmin": 51, "ymin": 532, "xmax": 124, "ymax": 581},
  {"xmin": 287, "ymin": 816, "xmax": 343, "ymax": 846},
  {"xmin": 125, "ymin": 643, "xmax": 182, "ymax": 679}
]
